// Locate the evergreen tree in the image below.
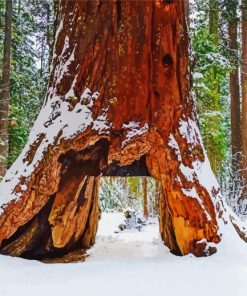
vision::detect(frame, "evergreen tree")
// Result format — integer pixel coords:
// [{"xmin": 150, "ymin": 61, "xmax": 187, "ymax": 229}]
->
[
  {"xmin": 0, "ymin": 0, "xmax": 12, "ymax": 179},
  {"xmin": 191, "ymin": 0, "xmax": 230, "ymax": 177},
  {"xmin": 0, "ymin": 0, "xmax": 54, "ymax": 168}
]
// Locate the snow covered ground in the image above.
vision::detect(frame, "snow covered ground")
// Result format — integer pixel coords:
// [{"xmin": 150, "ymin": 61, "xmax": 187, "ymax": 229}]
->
[{"xmin": 0, "ymin": 212, "xmax": 247, "ymax": 296}]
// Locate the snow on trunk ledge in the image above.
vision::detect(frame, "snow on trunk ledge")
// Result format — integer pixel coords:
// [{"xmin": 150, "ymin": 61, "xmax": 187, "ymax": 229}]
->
[
  {"xmin": 121, "ymin": 121, "xmax": 149, "ymax": 148},
  {"xmin": 168, "ymin": 117, "xmax": 221, "ymax": 221},
  {"xmin": 0, "ymin": 87, "xmax": 113, "ymax": 214}
]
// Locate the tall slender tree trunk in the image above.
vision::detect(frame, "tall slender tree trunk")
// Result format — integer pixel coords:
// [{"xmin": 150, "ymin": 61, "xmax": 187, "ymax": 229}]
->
[
  {"xmin": 154, "ymin": 179, "xmax": 160, "ymax": 216},
  {"xmin": 0, "ymin": 0, "xmax": 13, "ymax": 179},
  {"xmin": 227, "ymin": 0, "xmax": 242, "ymax": 161},
  {"xmin": 241, "ymin": 0, "xmax": 247, "ymax": 198},
  {"xmin": 46, "ymin": 2, "xmax": 52, "ymax": 58},
  {"xmin": 142, "ymin": 177, "xmax": 148, "ymax": 218},
  {"xmin": 209, "ymin": 0, "xmax": 219, "ymax": 45},
  {"xmin": 208, "ymin": 0, "xmax": 221, "ymax": 174}
]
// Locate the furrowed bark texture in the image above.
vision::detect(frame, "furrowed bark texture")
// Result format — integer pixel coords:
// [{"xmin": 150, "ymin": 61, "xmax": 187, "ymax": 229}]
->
[
  {"xmin": 228, "ymin": 2, "xmax": 242, "ymax": 160},
  {"xmin": 242, "ymin": 0, "xmax": 247, "ymax": 192},
  {"xmin": 0, "ymin": 0, "xmax": 222, "ymax": 260}
]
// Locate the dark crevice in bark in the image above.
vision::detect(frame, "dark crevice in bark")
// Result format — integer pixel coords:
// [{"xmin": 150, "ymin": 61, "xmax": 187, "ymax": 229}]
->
[
  {"xmin": 72, "ymin": 185, "xmax": 99, "ymax": 250},
  {"xmin": 1, "ymin": 178, "xmax": 97, "ymax": 260},
  {"xmin": 1, "ymin": 195, "xmax": 55, "ymax": 259},
  {"xmin": 107, "ymin": 156, "xmax": 150, "ymax": 177},
  {"xmin": 176, "ymin": 46, "xmax": 183, "ymax": 104},
  {"xmin": 59, "ymin": 138, "xmax": 150, "ymax": 177},
  {"xmin": 59, "ymin": 139, "xmax": 110, "ymax": 178},
  {"xmin": 162, "ymin": 54, "xmax": 173, "ymax": 67},
  {"xmin": 116, "ymin": 0, "xmax": 121, "ymax": 29},
  {"xmin": 0, "ymin": 137, "xmax": 154, "ymax": 260},
  {"xmin": 24, "ymin": 133, "xmax": 46, "ymax": 164}
]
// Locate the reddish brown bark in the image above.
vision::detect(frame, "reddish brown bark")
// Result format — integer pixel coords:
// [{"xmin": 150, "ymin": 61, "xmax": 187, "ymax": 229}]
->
[
  {"xmin": 0, "ymin": 0, "xmax": 223, "ymax": 260},
  {"xmin": 228, "ymin": 5, "xmax": 242, "ymax": 160},
  {"xmin": 242, "ymin": 0, "xmax": 247, "ymax": 190}
]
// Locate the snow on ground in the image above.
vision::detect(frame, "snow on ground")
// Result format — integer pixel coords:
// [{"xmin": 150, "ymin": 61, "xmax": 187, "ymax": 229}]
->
[{"xmin": 0, "ymin": 212, "xmax": 247, "ymax": 296}]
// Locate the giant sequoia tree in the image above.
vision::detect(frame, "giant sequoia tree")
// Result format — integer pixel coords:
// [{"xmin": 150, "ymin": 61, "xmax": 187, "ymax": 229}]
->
[{"xmin": 0, "ymin": 0, "xmax": 244, "ymax": 261}]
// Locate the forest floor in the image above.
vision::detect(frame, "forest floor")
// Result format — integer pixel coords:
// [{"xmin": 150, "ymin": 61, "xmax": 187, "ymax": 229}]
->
[{"xmin": 0, "ymin": 212, "xmax": 247, "ymax": 296}]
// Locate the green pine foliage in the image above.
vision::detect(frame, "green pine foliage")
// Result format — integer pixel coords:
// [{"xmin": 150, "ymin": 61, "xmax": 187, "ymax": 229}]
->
[
  {"xmin": 191, "ymin": 0, "xmax": 231, "ymax": 177},
  {"xmin": 0, "ymin": 0, "xmax": 54, "ymax": 166}
]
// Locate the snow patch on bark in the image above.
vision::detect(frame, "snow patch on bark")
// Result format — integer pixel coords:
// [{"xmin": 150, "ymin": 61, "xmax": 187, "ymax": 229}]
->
[
  {"xmin": 32, "ymin": 87, "xmax": 98, "ymax": 141},
  {"xmin": 168, "ymin": 118, "xmax": 221, "ymax": 221},
  {"xmin": 53, "ymin": 33, "xmax": 76, "ymax": 89},
  {"xmin": 0, "ymin": 148, "xmax": 34, "ymax": 213},
  {"xmin": 168, "ymin": 134, "xmax": 182, "ymax": 161},
  {"xmin": 0, "ymin": 87, "xmax": 113, "ymax": 214},
  {"xmin": 178, "ymin": 117, "xmax": 200, "ymax": 145},
  {"xmin": 178, "ymin": 118, "xmax": 220, "ymax": 195},
  {"xmin": 93, "ymin": 112, "xmax": 112, "ymax": 134},
  {"xmin": 173, "ymin": 118, "xmax": 247, "ymax": 244},
  {"xmin": 121, "ymin": 121, "xmax": 149, "ymax": 147},
  {"xmin": 181, "ymin": 187, "xmax": 211, "ymax": 220},
  {"xmin": 54, "ymin": 17, "xmax": 64, "ymax": 41},
  {"xmin": 55, "ymin": 49, "xmax": 75, "ymax": 85}
]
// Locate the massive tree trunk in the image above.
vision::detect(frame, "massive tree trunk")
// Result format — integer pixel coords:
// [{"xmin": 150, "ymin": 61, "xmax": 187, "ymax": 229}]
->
[
  {"xmin": 0, "ymin": 0, "xmax": 240, "ymax": 260},
  {"xmin": 0, "ymin": 0, "xmax": 12, "ymax": 179}
]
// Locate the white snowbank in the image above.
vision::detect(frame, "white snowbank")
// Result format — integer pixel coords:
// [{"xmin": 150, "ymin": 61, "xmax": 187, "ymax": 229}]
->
[{"xmin": 0, "ymin": 212, "xmax": 247, "ymax": 296}]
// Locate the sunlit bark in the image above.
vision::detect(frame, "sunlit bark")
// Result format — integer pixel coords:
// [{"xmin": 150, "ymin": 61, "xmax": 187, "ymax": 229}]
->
[{"xmin": 0, "ymin": 0, "xmax": 227, "ymax": 260}]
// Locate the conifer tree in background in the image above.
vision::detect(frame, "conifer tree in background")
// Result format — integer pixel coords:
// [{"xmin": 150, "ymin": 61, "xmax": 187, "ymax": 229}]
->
[
  {"xmin": 242, "ymin": 0, "xmax": 247, "ymax": 200},
  {"xmin": 142, "ymin": 177, "xmax": 148, "ymax": 218},
  {"xmin": 208, "ymin": 0, "xmax": 221, "ymax": 173},
  {"xmin": 0, "ymin": 0, "xmax": 12, "ymax": 179},
  {"xmin": 0, "ymin": 0, "xmax": 54, "ymax": 168},
  {"xmin": 190, "ymin": 0, "xmax": 247, "ymax": 215},
  {"xmin": 226, "ymin": 0, "xmax": 242, "ymax": 166},
  {"xmin": 192, "ymin": 0, "xmax": 229, "ymax": 176},
  {"xmin": 209, "ymin": 0, "xmax": 219, "ymax": 45}
]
